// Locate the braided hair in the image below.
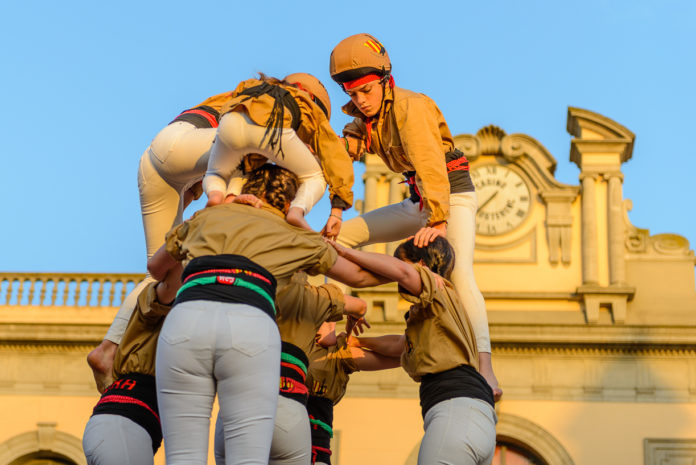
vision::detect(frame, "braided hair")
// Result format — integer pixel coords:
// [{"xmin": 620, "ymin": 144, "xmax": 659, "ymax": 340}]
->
[
  {"xmin": 393, "ymin": 236, "xmax": 455, "ymax": 280},
  {"xmin": 241, "ymin": 165, "xmax": 299, "ymax": 212}
]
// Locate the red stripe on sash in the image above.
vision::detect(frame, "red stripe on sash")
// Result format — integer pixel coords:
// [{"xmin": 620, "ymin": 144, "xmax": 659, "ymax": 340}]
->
[
  {"xmin": 179, "ymin": 109, "xmax": 219, "ymax": 128},
  {"xmin": 97, "ymin": 395, "xmax": 160, "ymax": 422}
]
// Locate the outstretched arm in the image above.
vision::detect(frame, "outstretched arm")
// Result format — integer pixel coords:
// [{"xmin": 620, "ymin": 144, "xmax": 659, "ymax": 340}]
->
[
  {"xmin": 351, "ymin": 334, "xmax": 406, "ymax": 358},
  {"xmin": 330, "ymin": 242, "xmax": 422, "ymax": 295},
  {"xmin": 349, "ymin": 345, "xmax": 401, "ymax": 372},
  {"xmin": 325, "ymin": 255, "xmax": 392, "ymax": 288}
]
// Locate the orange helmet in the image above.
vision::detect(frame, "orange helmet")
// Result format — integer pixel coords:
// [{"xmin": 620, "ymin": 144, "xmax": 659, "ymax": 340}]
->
[
  {"xmin": 284, "ymin": 72, "xmax": 332, "ymax": 120},
  {"xmin": 329, "ymin": 33, "xmax": 391, "ymax": 85}
]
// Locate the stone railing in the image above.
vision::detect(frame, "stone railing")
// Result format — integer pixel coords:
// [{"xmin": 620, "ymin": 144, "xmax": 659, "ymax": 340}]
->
[{"xmin": 0, "ymin": 272, "xmax": 145, "ymax": 308}]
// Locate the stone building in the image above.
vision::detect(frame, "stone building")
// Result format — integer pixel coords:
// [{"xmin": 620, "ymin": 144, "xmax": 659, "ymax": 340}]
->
[{"xmin": 0, "ymin": 108, "xmax": 694, "ymax": 465}]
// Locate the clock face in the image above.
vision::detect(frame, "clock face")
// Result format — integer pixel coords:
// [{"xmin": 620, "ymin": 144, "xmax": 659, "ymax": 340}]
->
[{"xmin": 471, "ymin": 164, "xmax": 531, "ymax": 236}]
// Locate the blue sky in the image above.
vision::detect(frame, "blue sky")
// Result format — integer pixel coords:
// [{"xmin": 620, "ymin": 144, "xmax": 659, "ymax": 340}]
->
[{"xmin": 0, "ymin": 1, "xmax": 694, "ymax": 272}]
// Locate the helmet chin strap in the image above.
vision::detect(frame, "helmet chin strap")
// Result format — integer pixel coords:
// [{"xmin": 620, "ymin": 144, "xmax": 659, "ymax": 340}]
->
[{"xmin": 365, "ymin": 74, "xmax": 394, "ymax": 152}]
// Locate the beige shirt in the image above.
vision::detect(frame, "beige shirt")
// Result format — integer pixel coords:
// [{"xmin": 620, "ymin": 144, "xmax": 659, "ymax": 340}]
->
[
  {"xmin": 113, "ymin": 282, "xmax": 171, "ymax": 380},
  {"xmin": 400, "ymin": 264, "xmax": 479, "ymax": 382},
  {"xmin": 276, "ymin": 272, "xmax": 345, "ymax": 356},
  {"xmin": 165, "ymin": 203, "xmax": 338, "ymax": 288},
  {"xmin": 221, "ymin": 78, "xmax": 354, "ymax": 209},
  {"xmin": 191, "ymin": 91, "xmax": 237, "ymax": 114},
  {"xmin": 306, "ymin": 335, "xmax": 358, "ymax": 404},
  {"xmin": 342, "ymin": 86, "xmax": 454, "ymax": 225}
]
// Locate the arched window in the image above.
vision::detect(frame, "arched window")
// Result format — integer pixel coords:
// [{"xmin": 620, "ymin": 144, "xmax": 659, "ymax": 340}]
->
[
  {"xmin": 9, "ymin": 452, "xmax": 77, "ymax": 465},
  {"xmin": 492, "ymin": 441, "xmax": 548, "ymax": 465}
]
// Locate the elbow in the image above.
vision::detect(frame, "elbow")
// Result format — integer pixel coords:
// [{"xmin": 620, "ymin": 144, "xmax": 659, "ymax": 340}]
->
[{"xmin": 147, "ymin": 261, "xmax": 166, "ymax": 282}]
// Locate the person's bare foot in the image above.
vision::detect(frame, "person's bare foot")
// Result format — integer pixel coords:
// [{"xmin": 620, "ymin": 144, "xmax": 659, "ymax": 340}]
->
[
  {"xmin": 479, "ymin": 352, "xmax": 503, "ymax": 402},
  {"xmin": 87, "ymin": 340, "xmax": 117, "ymax": 393}
]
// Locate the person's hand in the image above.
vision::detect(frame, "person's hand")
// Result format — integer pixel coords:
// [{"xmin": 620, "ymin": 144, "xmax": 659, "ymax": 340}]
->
[
  {"xmin": 327, "ymin": 239, "xmax": 349, "ymax": 257},
  {"xmin": 346, "ymin": 315, "xmax": 370, "ymax": 336},
  {"xmin": 206, "ymin": 191, "xmax": 224, "ymax": 207},
  {"xmin": 412, "ymin": 223, "xmax": 447, "ymax": 248},
  {"xmin": 321, "ymin": 215, "xmax": 342, "ymax": 240},
  {"xmin": 231, "ymin": 193, "xmax": 263, "ymax": 208},
  {"xmin": 316, "ymin": 328, "xmax": 337, "ymax": 348},
  {"xmin": 344, "ymin": 334, "xmax": 361, "ymax": 349}
]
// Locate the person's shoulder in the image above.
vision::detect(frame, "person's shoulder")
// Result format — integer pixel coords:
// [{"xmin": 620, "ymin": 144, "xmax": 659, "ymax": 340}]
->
[{"xmin": 392, "ymin": 87, "xmax": 437, "ymax": 112}]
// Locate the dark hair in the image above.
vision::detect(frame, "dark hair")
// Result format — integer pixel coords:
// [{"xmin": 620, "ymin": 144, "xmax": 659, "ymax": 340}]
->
[
  {"xmin": 393, "ymin": 236, "xmax": 455, "ymax": 280},
  {"xmin": 241, "ymin": 165, "xmax": 299, "ymax": 212},
  {"xmin": 257, "ymin": 72, "xmax": 289, "ymax": 86}
]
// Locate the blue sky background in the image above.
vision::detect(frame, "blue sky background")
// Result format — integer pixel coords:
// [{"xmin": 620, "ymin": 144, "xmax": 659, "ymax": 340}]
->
[{"xmin": 0, "ymin": 1, "xmax": 694, "ymax": 273}]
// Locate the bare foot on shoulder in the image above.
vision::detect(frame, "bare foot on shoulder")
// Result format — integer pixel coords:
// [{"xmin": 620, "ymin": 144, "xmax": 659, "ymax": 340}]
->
[
  {"xmin": 479, "ymin": 352, "xmax": 503, "ymax": 402},
  {"xmin": 87, "ymin": 340, "xmax": 117, "ymax": 393}
]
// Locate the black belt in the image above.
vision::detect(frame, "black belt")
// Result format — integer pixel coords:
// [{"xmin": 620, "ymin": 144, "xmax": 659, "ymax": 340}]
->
[
  {"xmin": 170, "ymin": 105, "xmax": 220, "ymax": 129},
  {"xmin": 175, "ymin": 255, "xmax": 277, "ymax": 319}
]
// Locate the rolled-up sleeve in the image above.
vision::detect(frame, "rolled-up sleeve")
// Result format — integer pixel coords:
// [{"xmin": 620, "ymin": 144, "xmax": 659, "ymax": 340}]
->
[{"xmin": 394, "ymin": 96, "xmax": 450, "ymax": 225}]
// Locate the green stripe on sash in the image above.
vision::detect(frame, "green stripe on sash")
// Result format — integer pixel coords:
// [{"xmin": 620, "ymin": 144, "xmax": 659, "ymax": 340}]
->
[
  {"xmin": 177, "ymin": 275, "xmax": 275, "ymax": 314},
  {"xmin": 309, "ymin": 418, "xmax": 333, "ymax": 437},
  {"xmin": 281, "ymin": 352, "xmax": 308, "ymax": 374}
]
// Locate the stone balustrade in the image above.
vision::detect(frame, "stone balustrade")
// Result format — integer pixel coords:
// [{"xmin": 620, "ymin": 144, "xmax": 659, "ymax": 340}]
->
[{"xmin": 0, "ymin": 272, "xmax": 144, "ymax": 308}]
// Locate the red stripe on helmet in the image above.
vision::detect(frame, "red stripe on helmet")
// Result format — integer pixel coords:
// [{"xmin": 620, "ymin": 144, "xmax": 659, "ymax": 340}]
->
[{"xmin": 343, "ymin": 73, "xmax": 382, "ymax": 91}]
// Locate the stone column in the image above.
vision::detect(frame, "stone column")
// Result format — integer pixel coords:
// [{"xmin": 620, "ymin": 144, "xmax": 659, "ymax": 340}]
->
[
  {"xmin": 386, "ymin": 174, "xmax": 404, "ymax": 255},
  {"xmin": 580, "ymin": 173, "xmax": 599, "ymax": 285},
  {"xmin": 606, "ymin": 172, "xmax": 626, "ymax": 285},
  {"xmin": 363, "ymin": 170, "xmax": 379, "ymax": 214}
]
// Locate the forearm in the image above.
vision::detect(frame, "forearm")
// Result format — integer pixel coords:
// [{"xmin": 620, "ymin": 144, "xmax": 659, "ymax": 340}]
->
[
  {"xmin": 325, "ymin": 256, "xmax": 391, "ymax": 288},
  {"xmin": 350, "ymin": 347, "xmax": 401, "ymax": 372},
  {"xmin": 155, "ymin": 262, "xmax": 182, "ymax": 305},
  {"xmin": 339, "ymin": 247, "xmax": 421, "ymax": 294},
  {"xmin": 343, "ymin": 294, "xmax": 367, "ymax": 318},
  {"xmin": 355, "ymin": 334, "xmax": 405, "ymax": 358}
]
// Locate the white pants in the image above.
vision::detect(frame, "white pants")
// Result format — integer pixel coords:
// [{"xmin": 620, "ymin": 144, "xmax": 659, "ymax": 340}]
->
[
  {"xmin": 337, "ymin": 192, "xmax": 491, "ymax": 352},
  {"xmin": 156, "ymin": 301, "xmax": 281, "ymax": 465},
  {"xmin": 105, "ymin": 121, "xmax": 217, "ymax": 344},
  {"xmin": 418, "ymin": 398, "xmax": 497, "ymax": 465},
  {"xmin": 205, "ymin": 111, "xmax": 327, "ymax": 214},
  {"xmin": 139, "ymin": 121, "xmax": 216, "ymax": 259},
  {"xmin": 214, "ymin": 396, "xmax": 311, "ymax": 465},
  {"xmin": 83, "ymin": 414, "xmax": 154, "ymax": 465}
]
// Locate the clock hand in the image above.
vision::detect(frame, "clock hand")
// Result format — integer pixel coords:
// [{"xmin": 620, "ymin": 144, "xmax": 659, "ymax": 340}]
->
[{"xmin": 477, "ymin": 191, "xmax": 499, "ymax": 213}]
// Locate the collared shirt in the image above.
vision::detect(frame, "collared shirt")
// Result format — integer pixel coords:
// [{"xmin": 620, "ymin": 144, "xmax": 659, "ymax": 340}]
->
[
  {"xmin": 221, "ymin": 78, "xmax": 354, "ymax": 209},
  {"xmin": 399, "ymin": 264, "xmax": 479, "ymax": 382},
  {"xmin": 165, "ymin": 203, "xmax": 338, "ymax": 288},
  {"xmin": 113, "ymin": 282, "xmax": 171, "ymax": 379},
  {"xmin": 306, "ymin": 334, "xmax": 358, "ymax": 404},
  {"xmin": 276, "ymin": 272, "xmax": 345, "ymax": 356},
  {"xmin": 342, "ymin": 86, "xmax": 454, "ymax": 225}
]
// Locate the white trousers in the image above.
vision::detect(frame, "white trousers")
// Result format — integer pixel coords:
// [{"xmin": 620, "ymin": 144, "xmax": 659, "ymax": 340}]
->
[
  {"xmin": 214, "ymin": 396, "xmax": 311, "ymax": 465},
  {"xmin": 337, "ymin": 192, "xmax": 491, "ymax": 352},
  {"xmin": 82, "ymin": 414, "xmax": 154, "ymax": 465},
  {"xmin": 205, "ymin": 111, "xmax": 327, "ymax": 214},
  {"xmin": 156, "ymin": 301, "xmax": 281, "ymax": 465},
  {"xmin": 105, "ymin": 121, "xmax": 217, "ymax": 344},
  {"xmin": 418, "ymin": 398, "xmax": 497, "ymax": 465},
  {"xmin": 139, "ymin": 121, "xmax": 216, "ymax": 259}
]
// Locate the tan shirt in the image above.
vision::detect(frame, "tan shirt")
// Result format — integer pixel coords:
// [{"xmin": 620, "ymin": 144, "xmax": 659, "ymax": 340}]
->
[
  {"xmin": 192, "ymin": 91, "xmax": 237, "ymax": 114},
  {"xmin": 113, "ymin": 282, "xmax": 171, "ymax": 380},
  {"xmin": 342, "ymin": 86, "xmax": 454, "ymax": 225},
  {"xmin": 306, "ymin": 335, "xmax": 358, "ymax": 404},
  {"xmin": 276, "ymin": 272, "xmax": 345, "ymax": 356},
  {"xmin": 400, "ymin": 264, "xmax": 479, "ymax": 382},
  {"xmin": 221, "ymin": 78, "xmax": 354, "ymax": 209},
  {"xmin": 165, "ymin": 203, "xmax": 338, "ymax": 288}
]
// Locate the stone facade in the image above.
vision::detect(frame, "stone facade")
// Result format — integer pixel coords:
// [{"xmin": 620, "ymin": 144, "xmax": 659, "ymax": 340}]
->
[{"xmin": 1, "ymin": 108, "xmax": 694, "ymax": 465}]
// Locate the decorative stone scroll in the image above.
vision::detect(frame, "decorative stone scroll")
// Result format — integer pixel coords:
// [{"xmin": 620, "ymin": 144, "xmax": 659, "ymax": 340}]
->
[{"xmin": 454, "ymin": 125, "xmax": 579, "ymax": 265}]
